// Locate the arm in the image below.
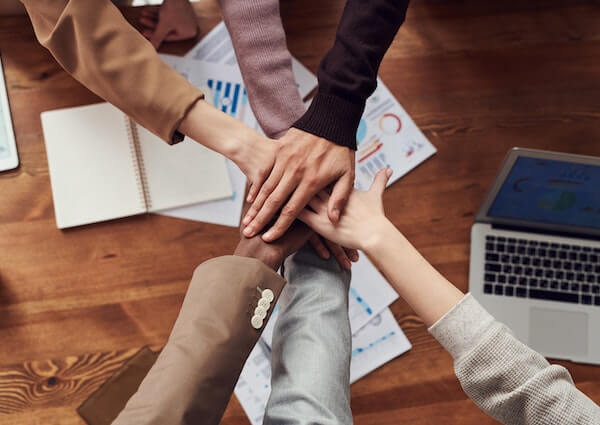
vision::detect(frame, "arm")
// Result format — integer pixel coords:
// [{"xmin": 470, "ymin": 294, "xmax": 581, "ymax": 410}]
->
[
  {"xmin": 298, "ymin": 169, "xmax": 600, "ymax": 425},
  {"xmin": 21, "ymin": 0, "xmax": 279, "ymax": 193},
  {"xmin": 219, "ymin": 0, "xmax": 358, "ymax": 266},
  {"xmin": 294, "ymin": 0, "xmax": 410, "ymax": 150},
  {"xmin": 265, "ymin": 244, "xmax": 352, "ymax": 424},
  {"xmin": 112, "ymin": 211, "xmax": 312, "ymax": 425},
  {"xmin": 430, "ymin": 294, "xmax": 600, "ymax": 425},
  {"xmin": 219, "ymin": 0, "xmax": 305, "ymax": 139},
  {"xmin": 20, "ymin": 0, "xmax": 200, "ymax": 144},
  {"xmin": 111, "ymin": 256, "xmax": 286, "ymax": 425},
  {"xmin": 241, "ymin": 0, "xmax": 409, "ymax": 242}
]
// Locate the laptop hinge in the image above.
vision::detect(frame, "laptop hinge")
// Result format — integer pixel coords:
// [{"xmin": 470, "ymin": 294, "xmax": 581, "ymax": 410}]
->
[{"xmin": 491, "ymin": 223, "xmax": 600, "ymax": 242}]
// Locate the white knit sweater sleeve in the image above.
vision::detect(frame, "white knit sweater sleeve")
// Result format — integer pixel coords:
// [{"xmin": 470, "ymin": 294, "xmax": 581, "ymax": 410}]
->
[{"xmin": 429, "ymin": 294, "xmax": 600, "ymax": 425}]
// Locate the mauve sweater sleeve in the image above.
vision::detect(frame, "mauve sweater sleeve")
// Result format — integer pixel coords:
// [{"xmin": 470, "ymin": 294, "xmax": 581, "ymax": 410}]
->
[
  {"xmin": 219, "ymin": 0, "xmax": 306, "ymax": 139},
  {"xmin": 293, "ymin": 0, "xmax": 410, "ymax": 150}
]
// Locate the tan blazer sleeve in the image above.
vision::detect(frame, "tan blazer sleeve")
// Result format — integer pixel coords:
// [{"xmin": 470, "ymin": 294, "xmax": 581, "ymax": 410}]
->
[
  {"xmin": 20, "ymin": 0, "xmax": 203, "ymax": 144},
  {"xmin": 112, "ymin": 255, "xmax": 286, "ymax": 425}
]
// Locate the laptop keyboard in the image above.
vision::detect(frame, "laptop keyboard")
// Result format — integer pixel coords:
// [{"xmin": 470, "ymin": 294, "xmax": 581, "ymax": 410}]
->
[{"xmin": 483, "ymin": 235, "xmax": 600, "ymax": 306}]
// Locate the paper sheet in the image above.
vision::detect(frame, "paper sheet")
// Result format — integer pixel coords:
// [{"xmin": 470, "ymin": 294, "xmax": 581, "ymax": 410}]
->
[
  {"xmin": 354, "ymin": 78, "xmax": 437, "ymax": 191},
  {"xmin": 155, "ymin": 58, "xmax": 252, "ymax": 227},
  {"xmin": 234, "ymin": 307, "xmax": 411, "ymax": 425},
  {"xmin": 260, "ymin": 252, "xmax": 399, "ymax": 348},
  {"xmin": 185, "ymin": 21, "xmax": 317, "ymax": 99},
  {"xmin": 349, "ymin": 308, "xmax": 411, "ymax": 383}
]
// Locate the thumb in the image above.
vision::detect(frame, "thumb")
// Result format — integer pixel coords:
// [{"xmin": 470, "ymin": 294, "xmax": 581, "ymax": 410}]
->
[
  {"xmin": 149, "ymin": 20, "xmax": 173, "ymax": 50},
  {"xmin": 369, "ymin": 168, "xmax": 392, "ymax": 197},
  {"xmin": 327, "ymin": 171, "xmax": 354, "ymax": 223}
]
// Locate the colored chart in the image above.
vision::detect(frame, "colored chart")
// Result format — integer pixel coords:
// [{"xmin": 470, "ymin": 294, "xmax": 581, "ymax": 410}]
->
[
  {"xmin": 352, "ymin": 78, "xmax": 436, "ymax": 191},
  {"xmin": 352, "ymin": 331, "xmax": 397, "ymax": 357},
  {"xmin": 350, "ymin": 287, "xmax": 373, "ymax": 315},
  {"xmin": 207, "ymin": 79, "xmax": 251, "ymax": 123}
]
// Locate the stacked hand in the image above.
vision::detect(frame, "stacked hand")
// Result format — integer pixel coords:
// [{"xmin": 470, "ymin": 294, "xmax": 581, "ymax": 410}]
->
[
  {"xmin": 234, "ymin": 203, "xmax": 312, "ymax": 271},
  {"xmin": 240, "ymin": 128, "xmax": 358, "ymax": 269},
  {"xmin": 179, "ymin": 104, "xmax": 359, "ymax": 269},
  {"xmin": 298, "ymin": 168, "xmax": 393, "ymax": 251},
  {"xmin": 139, "ymin": 0, "xmax": 198, "ymax": 49},
  {"xmin": 242, "ymin": 128, "xmax": 355, "ymax": 241}
]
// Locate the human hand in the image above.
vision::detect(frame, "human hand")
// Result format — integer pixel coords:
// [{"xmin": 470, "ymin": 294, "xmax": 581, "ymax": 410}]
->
[
  {"xmin": 178, "ymin": 101, "xmax": 279, "ymax": 204},
  {"xmin": 298, "ymin": 168, "xmax": 393, "ymax": 251},
  {"xmin": 242, "ymin": 128, "xmax": 355, "ymax": 242},
  {"xmin": 234, "ymin": 203, "xmax": 313, "ymax": 271},
  {"xmin": 139, "ymin": 0, "xmax": 198, "ymax": 49},
  {"xmin": 309, "ymin": 234, "xmax": 359, "ymax": 270}
]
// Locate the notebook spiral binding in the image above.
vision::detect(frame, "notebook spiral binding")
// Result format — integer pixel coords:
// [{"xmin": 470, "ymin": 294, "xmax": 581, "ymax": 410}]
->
[{"xmin": 125, "ymin": 116, "xmax": 151, "ymax": 211}]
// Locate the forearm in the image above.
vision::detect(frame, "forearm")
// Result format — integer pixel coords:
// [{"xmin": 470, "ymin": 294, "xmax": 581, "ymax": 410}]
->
[
  {"xmin": 363, "ymin": 220, "xmax": 463, "ymax": 327},
  {"xmin": 364, "ymin": 221, "xmax": 599, "ymax": 423},
  {"xmin": 265, "ymin": 245, "xmax": 352, "ymax": 424},
  {"xmin": 430, "ymin": 296, "xmax": 600, "ymax": 424},
  {"xmin": 293, "ymin": 0, "xmax": 410, "ymax": 149},
  {"xmin": 219, "ymin": 0, "xmax": 305, "ymax": 138},
  {"xmin": 21, "ymin": 0, "xmax": 202, "ymax": 144},
  {"xmin": 113, "ymin": 256, "xmax": 286, "ymax": 425},
  {"xmin": 179, "ymin": 100, "xmax": 256, "ymax": 163}
]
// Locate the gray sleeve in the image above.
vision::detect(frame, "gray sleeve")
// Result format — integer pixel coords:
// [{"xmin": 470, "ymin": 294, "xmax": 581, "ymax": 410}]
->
[
  {"xmin": 429, "ymin": 294, "xmax": 600, "ymax": 425},
  {"xmin": 264, "ymin": 244, "xmax": 353, "ymax": 425}
]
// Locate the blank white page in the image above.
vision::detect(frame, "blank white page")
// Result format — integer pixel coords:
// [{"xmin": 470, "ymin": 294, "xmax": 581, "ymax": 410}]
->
[
  {"xmin": 41, "ymin": 103, "xmax": 145, "ymax": 229},
  {"xmin": 135, "ymin": 125, "xmax": 232, "ymax": 211}
]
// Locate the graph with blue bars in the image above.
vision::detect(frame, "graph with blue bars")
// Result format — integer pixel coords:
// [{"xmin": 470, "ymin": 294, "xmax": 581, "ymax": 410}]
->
[
  {"xmin": 352, "ymin": 331, "xmax": 396, "ymax": 357},
  {"xmin": 207, "ymin": 78, "xmax": 251, "ymax": 122}
]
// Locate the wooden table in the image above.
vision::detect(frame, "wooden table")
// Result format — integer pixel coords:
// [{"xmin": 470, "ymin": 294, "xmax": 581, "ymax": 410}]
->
[{"xmin": 1, "ymin": 1, "xmax": 599, "ymax": 423}]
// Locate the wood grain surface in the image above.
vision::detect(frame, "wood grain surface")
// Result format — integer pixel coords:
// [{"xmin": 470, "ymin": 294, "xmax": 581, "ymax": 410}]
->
[{"xmin": 1, "ymin": 1, "xmax": 599, "ymax": 424}]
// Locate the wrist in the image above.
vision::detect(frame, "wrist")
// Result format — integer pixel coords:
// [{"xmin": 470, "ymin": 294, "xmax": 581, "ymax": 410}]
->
[
  {"xmin": 234, "ymin": 240, "xmax": 282, "ymax": 271},
  {"xmin": 361, "ymin": 219, "xmax": 404, "ymax": 255},
  {"xmin": 179, "ymin": 100, "xmax": 247, "ymax": 161}
]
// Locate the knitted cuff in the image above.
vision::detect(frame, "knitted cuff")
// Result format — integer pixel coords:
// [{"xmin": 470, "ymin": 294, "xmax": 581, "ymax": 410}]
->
[
  {"xmin": 292, "ymin": 92, "xmax": 363, "ymax": 150},
  {"xmin": 428, "ymin": 294, "xmax": 497, "ymax": 360}
]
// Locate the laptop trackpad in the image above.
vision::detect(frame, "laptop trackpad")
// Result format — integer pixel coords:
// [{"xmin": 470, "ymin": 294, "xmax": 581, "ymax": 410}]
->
[{"xmin": 529, "ymin": 307, "xmax": 588, "ymax": 358}]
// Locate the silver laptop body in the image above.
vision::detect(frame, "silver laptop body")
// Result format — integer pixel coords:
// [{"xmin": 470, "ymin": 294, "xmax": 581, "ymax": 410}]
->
[{"xmin": 469, "ymin": 148, "xmax": 600, "ymax": 364}]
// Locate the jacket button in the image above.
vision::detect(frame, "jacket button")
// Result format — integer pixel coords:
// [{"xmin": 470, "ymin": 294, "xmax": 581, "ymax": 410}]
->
[
  {"xmin": 251, "ymin": 315, "xmax": 263, "ymax": 330},
  {"xmin": 258, "ymin": 298, "xmax": 270, "ymax": 309},
  {"xmin": 254, "ymin": 306, "xmax": 267, "ymax": 319},
  {"xmin": 261, "ymin": 289, "xmax": 274, "ymax": 303}
]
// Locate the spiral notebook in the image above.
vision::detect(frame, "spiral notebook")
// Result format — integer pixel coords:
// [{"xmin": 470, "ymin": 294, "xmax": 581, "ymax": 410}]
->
[{"xmin": 41, "ymin": 103, "xmax": 232, "ymax": 229}]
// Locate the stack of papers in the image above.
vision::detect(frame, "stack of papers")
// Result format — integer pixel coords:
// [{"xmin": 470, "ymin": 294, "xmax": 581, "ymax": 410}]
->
[{"xmin": 234, "ymin": 254, "xmax": 411, "ymax": 425}]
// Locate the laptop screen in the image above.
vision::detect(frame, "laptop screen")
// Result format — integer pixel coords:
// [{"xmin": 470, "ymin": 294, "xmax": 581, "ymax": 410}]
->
[{"xmin": 488, "ymin": 156, "xmax": 600, "ymax": 230}]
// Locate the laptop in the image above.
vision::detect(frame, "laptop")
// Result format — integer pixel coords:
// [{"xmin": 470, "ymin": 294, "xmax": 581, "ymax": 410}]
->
[{"xmin": 469, "ymin": 148, "xmax": 600, "ymax": 364}]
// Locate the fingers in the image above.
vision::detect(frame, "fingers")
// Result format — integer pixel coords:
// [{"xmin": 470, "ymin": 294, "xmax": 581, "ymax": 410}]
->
[
  {"xmin": 297, "ymin": 208, "xmax": 321, "ymax": 230},
  {"xmin": 139, "ymin": 16, "xmax": 158, "ymax": 29},
  {"xmin": 244, "ymin": 172, "xmax": 295, "ymax": 238},
  {"xmin": 345, "ymin": 248, "xmax": 359, "ymax": 262},
  {"xmin": 243, "ymin": 164, "xmax": 284, "ymax": 226},
  {"xmin": 370, "ymin": 167, "xmax": 392, "ymax": 196},
  {"xmin": 327, "ymin": 171, "xmax": 354, "ymax": 223},
  {"xmin": 307, "ymin": 195, "xmax": 327, "ymax": 214},
  {"xmin": 309, "ymin": 234, "xmax": 330, "ymax": 259},
  {"xmin": 149, "ymin": 21, "xmax": 173, "ymax": 49},
  {"xmin": 140, "ymin": 8, "xmax": 159, "ymax": 19},
  {"xmin": 246, "ymin": 168, "xmax": 270, "ymax": 205},
  {"xmin": 325, "ymin": 239, "xmax": 352, "ymax": 270},
  {"xmin": 262, "ymin": 181, "xmax": 318, "ymax": 242},
  {"xmin": 316, "ymin": 190, "xmax": 330, "ymax": 203}
]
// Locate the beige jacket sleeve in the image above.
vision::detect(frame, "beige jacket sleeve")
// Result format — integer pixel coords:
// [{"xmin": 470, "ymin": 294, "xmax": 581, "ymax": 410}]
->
[
  {"xmin": 112, "ymin": 255, "xmax": 286, "ymax": 425},
  {"xmin": 21, "ymin": 0, "xmax": 204, "ymax": 144}
]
